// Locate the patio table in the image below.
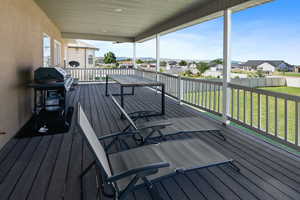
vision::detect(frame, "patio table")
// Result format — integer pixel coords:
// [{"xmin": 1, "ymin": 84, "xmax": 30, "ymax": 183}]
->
[{"xmin": 105, "ymin": 74, "xmax": 165, "ymax": 116}]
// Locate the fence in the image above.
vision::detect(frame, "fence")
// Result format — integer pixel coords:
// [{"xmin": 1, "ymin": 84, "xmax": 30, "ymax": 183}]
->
[{"xmin": 67, "ymin": 68, "xmax": 299, "ymax": 149}]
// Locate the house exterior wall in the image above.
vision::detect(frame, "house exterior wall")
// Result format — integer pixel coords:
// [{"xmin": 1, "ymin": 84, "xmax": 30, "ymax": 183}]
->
[
  {"xmin": 257, "ymin": 63, "xmax": 275, "ymax": 73},
  {"xmin": 67, "ymin": 48, "xmax": 96, "ymax": 68},
  {"xmin": 67, "ymin": 48, "xmax": 86, "ymax": 67},
  {"xmin": 86, "ymin": 49, "xmax": 96, "ymax": 68},
  {"xmin": 0, "ymin": 0, "xmax": 64, "ymax": 149}
]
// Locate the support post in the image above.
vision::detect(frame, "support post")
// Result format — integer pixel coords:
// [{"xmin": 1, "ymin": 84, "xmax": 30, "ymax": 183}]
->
[
  {"xmin": 156, "ymin": 34, "xmax": 160, "ymax": 81},
  {"xmin": 222, "ymin": 9, "xmax": 232, "ymax": 125},
  {"xmin": 133, "ymin": 42, "xmax": 137, "ymax": 69}
]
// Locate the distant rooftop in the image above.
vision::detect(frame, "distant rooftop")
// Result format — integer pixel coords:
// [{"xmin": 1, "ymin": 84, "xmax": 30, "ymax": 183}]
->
[{"xmin": 243, "ymin": 60, "xmax": 292, "ymax": 67}]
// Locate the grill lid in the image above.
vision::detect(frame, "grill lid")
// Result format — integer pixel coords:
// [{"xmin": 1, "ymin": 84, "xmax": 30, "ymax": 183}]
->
[{"xmin": 34, "ymin": 67, "xmax": 68, "ymax": 83}]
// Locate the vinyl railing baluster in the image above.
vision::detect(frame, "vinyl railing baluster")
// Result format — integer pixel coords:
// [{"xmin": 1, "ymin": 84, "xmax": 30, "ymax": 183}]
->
[
  {"xmin": 231, "ymin": 89, "xmax": 234, "ymax": 118},
  {"xmin": 177, "ymin": 76, "xmax": 181, "ymax": 103},
  {"xmin": 243, "ymin": 90, "xmax": 247, "ymax": 123},
  {"xmin": 213, "ymin": 84, "xmax": 216, "ymax": 111},
  {"xmin": 196, "ymin": 82, "xmax": 199, "ymax": 106},
  {"xmin": 193, "ymin": 81, "xmax": 197, "ymax": 105},
  {"xmin": 275, "ymin": 97, "xmax": 278, "ymax": 137},
  {"xmin": 218, "ymin": 85, "xmax": 220, "ymax": 113},
  {"xmin": 266, "ymin": 95, "xmax": 269, "ymax": 134},
  {"xmin": 205, "ymin": 83, "xmax": 208, "ymax": 109},
  {"xmin": 296, "ymin": 101, "xmax": 299, "ymax": 146},
  {"xmin": 208, "ymin": 84, "xmax": 212, "ymax": 110},
  {"xmin": 201, "ymin": 82, "xmax": 204, "ymax": 107},
  {"xmin": 237, "ymin": 89, "xmax": 240, "ymax": 121},
  {"xmin": 258, "ymin": 93, "xmax": 262, "ymax": 129},
  {"xmin": 285, "ymin": 99, "xmax": 288, "ymax": 141}
]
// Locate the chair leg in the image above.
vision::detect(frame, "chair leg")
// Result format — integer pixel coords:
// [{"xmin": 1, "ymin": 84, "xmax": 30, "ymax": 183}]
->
[{"xmin": 142, "ymin": 177, "xmax": 163, "ymax": 200}]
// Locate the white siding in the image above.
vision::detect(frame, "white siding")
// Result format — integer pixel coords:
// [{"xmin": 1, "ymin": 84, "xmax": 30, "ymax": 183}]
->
[{"xmin": 257, "ymin": 62, "xmax": 275, "ymax": 73}]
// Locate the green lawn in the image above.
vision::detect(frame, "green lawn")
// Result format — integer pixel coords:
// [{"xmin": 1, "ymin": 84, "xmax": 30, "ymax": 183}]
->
[
  {"xmin": 184, "ymin": 86, "xmax": 300, "ymax": 144},
  {"xmin": 260, "ymin": 86, "xmax": 300, "ymax": 96},
  {"xmin": 273, "ymin": 72, "xmax": 300, "ymax": 77}
]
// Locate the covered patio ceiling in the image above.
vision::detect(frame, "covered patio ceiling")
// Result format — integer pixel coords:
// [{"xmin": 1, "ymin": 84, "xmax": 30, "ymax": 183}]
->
[{"xmin": 35, "ymin": 0, "xmax": 273, "ymax": 42}]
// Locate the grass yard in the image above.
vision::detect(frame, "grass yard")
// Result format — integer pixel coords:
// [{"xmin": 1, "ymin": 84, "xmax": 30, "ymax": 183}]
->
[
  {"xmin": 184, "ymin": 86, "xmax": 300, "ymax": 144},
  {"xmin": 260, "ymin": 86, "xmax": 300, "ymax": 96},
  {"xmin": 273, "ymin": 72, "xmax": 300, "ymax": 77}
]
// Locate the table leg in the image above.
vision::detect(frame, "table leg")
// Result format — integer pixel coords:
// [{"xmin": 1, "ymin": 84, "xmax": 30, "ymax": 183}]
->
[
  {"xmin": 162, "ymin": 84, "xmax": 165, "ymax": 115},
  {"xmin": 105, "ymin": 75, "xmax": 109, "ymax": 96},
  {"xmin": 131, "ymin": 87, "xmax": 135, "ymax": 95}
]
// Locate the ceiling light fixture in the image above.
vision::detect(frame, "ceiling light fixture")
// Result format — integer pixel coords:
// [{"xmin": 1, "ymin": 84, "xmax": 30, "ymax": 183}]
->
[{"xmin": 114, "ymin": 8, "xmax": 123, "ymax": 12}]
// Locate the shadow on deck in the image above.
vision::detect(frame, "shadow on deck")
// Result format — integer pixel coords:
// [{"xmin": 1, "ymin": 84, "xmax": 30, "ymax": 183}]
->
[{"xmin": 0, "ymin": 84, "xmax": 299, "ymax": 200}]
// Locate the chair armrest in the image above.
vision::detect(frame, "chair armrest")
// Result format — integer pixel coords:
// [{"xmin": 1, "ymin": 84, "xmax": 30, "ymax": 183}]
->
[
  {"xmin": 138, "ymin": 121, "xmax": 173, "ymax": 130},
  {"xmin": 107, "ymin": 162, "xmax": 170, "ymax": 183}
]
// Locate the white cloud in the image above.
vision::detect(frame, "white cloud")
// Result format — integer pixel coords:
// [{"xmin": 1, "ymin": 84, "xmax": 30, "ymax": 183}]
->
[{"xmin": 82, "ymin": 13, "xmax": 300, "ymax": 65}]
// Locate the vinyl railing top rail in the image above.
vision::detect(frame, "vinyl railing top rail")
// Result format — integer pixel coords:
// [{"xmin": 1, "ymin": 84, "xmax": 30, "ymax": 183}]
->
[
  {"xmin": 66, "ymin": 67, "xmax": 131, "ymax": 70},
  {"xmin": 229, "ymin": 83, "xmax": 300, "ymax": 102},
  {"xmin": 181, "ymin": 77, "xmax": 223, "ymax": 85}
]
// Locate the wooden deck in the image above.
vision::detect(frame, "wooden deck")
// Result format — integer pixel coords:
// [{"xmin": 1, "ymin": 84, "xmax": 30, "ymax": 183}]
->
[{"xmin": 0, "ymin": 83, "xmax": 300, "ymax": 200}]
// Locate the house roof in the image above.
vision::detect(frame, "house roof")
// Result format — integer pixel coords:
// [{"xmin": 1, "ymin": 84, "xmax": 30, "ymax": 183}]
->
[
  {"xmin": 243, "ymin": 60, "xmax": 293, "ymax": 68},
  {"xmin": 67, "ymin": 40, "xmax": 99, "ymax": 50},
  {"xmin": 34, "ymin": 0, "xmax": 273, "ymax": 42}
]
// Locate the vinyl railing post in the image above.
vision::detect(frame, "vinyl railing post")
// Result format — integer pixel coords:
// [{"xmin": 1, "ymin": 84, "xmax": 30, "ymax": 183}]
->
[
  {"xmin": 177, "ymin": 75, "xmax": 182, "ymax": 104},
  {"xmin": 222, "ymin": 8, "xmax": 232, "ymax": 125}
]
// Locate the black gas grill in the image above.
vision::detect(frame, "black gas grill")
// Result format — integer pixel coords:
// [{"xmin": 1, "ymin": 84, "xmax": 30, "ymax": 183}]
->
[
  {"xmin": 33, "ymin": 67, "xmax": 73, "ymax": 91},
  {"xmin": 28, "ymin": 67, "xmax": 74, "ymax": 134}
]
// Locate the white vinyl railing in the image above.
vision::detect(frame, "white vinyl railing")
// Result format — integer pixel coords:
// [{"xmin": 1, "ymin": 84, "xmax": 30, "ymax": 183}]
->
[
  {"xmin": 65, "ymin": 68, "xmax": 135, "ymax": 82},
  {"xmin": 67, "ymin": 67, "xmax": 299, "ymax": 150}
]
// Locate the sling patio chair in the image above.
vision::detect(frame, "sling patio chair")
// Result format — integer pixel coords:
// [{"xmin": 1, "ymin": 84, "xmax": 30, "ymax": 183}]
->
[
  {"xmin": 77, "ymin": 103, "xmax": 240, "ymax": 200},
  {"xmin": 101, "ymin": 94, "xmax": 225, "ymax": 151}
]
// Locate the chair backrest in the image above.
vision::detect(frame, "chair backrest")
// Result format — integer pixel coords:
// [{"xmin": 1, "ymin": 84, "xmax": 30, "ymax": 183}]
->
[
  {"xmin": 77, "ymin": 103, "xmax": 112, "ymax": 177},
  {"xmin": 110, "ymin": 94, "xmax": 138, "ymax": 130}
]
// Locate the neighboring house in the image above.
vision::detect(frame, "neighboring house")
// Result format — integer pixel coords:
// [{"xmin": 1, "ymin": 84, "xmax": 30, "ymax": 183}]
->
[
  {"xmin": 256, "ymin": 62, "xmax": 275, "ymax": 74},
  {"xmin": 188, "ymin": 63, "xmax": 197, "ymax": 69},
  {"xmin": 118, "ymin": 60, "xmax": 133, "ymax": 68},
  {"xmin": 210, "ymin": 64, "xmax": 223, "ymax": 72},
  {"xmin": 241, "ymin": 60, "xmax": 294, "ymax": 72},
  {"xmin": 294, "ymin": 66, "xmax": 300, "ymax": 73},
  {"xmin": 66, "ymin": 40, "xmax": 99, "ymax": 68},
  {"xmin": 166, "ymin": 61, "xmax": 177, "ymax": 70},
  {"xmin": 203, "ymin": 64, "xmax": 223, "ymax": 77},
  {"xmin": 166, "ymin": 67, "xmax": 185, "ymax": 75}
]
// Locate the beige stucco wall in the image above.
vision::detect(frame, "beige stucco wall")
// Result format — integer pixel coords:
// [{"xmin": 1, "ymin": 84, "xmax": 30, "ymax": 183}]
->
[
  {"xmin": 67, "ymin": 47, "xmax": 96, "ymax": 68},
  {"xmin": 0, "ymin": 0, "xmax": 65, "ymax": 149}
]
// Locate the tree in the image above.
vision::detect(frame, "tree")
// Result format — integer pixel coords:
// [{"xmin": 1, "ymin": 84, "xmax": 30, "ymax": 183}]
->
[
  {"xmin": 196, "ymin": 62, "xmax": 210, "ymax": 75},
  {"xmin": 179, "ymin": 60, "xmax": 187, "ymax": 66},
  {"xmin": 210, "ymin": 58, "xmax": 223, "ymax": 65},
  {"xmin": 103, "ymin": 52, "xmax": 116, "ymax": 64},
  {"xmin": 136, "ymin": 59, "xmax": 144, "ymax": 64},
  {"xmin": 160, "ymin": 61, "xmax": 167, "ymax": 67}
]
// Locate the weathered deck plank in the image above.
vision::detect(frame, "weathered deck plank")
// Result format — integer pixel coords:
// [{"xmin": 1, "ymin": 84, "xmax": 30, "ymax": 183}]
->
[{"xmin": 0, "ymin": 83, "xmax": 299, "ymax": 200}]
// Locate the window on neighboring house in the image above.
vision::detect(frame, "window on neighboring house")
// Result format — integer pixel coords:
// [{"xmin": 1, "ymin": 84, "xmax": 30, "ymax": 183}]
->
[
  {"xmin": 88, "ymin": 55, "xmax": 93, "ymax": 65},
  {"xmin": 43, "ymin": 33, "xmax": 51, "ymax": 67},
  {"xmin": 54, "ymin": 40, "xmax": 62, "ymax": 66}
]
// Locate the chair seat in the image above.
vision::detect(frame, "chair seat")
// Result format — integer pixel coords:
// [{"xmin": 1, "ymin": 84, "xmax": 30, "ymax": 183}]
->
[{"xmin": 109, "ymin": 138, "xmax": 230, "ymax": 191}]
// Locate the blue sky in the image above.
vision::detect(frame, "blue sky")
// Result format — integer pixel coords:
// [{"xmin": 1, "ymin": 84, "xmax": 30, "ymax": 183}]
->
[{"xmin": 83, "ymin": 0, "xmax": 300, "ymax": 64}]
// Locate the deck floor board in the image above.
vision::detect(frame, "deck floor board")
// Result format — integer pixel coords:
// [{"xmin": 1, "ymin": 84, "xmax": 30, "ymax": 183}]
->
[{"xmin": 0, "ymin": 83, "xmax": 299, "ymax": 200}]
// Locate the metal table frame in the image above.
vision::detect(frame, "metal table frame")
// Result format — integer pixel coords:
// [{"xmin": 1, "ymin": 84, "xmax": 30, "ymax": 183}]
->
[{"xmin": 105, "ymin": 75, "xmax": 165, "ymax": 116}]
